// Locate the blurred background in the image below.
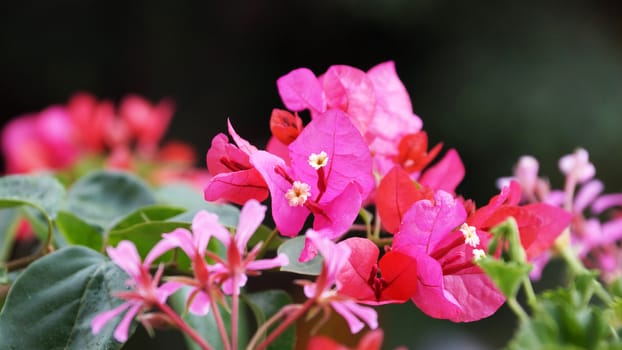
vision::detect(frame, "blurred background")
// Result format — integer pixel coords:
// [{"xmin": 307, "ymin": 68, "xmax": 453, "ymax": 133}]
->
[{"xmin": 2, "ymin": 0, "xmax": 622, "ymax": 348}]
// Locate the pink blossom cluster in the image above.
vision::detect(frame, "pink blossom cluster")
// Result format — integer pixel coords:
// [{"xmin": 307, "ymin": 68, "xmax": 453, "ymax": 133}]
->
[
  {"xmin": 202, "ymin": 61, "xmax": 572, "ymax": 323},
  {"xmin": 1, "ymin": 93, "xmax": 205, "ymax": 187},
  {"xmin": 499, "ymin": 149, "xmax": 622, "ymax": 281}
]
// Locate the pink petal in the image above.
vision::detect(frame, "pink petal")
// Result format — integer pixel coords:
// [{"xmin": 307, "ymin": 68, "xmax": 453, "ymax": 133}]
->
[
  {"xmin": 188, "ymin": 290, "xmax": 211, "ymax": 316},
  {"xmin": 574, "ymin": 180, "xmax": 603, "ymax": 213},
  {"xmin": 145, "ymin": 228, "xmax": 194, "ymax": 264},
  {"xmin": 305, "ymin": 229, "xmax": 351, "ymax": 283},
  {"xmin": 408, "ymin": 254, "xmax": 462, "ymax": 320},
  {"xmin": 419, "ymin": 149, "xmax": 465, "ymax": 193},
  {"xmin": 192, "ymin": 210, "xmax": 231, "ymax": 247},
  {"xmin": 250, "ymin": 151, "xmax": 310, "ymax": 237},
  {"xmin": 247, "ymin": 253, "xmax": 289, "ymax": 271},
  {"xmin": 592, "ymin": 193, "xmax": 622, "ymax": 214},
  {"xmin": 366, "ymin": 61, "xmax": 422, "ymax": 142},
  {"xmin": 266, "ymin": 136, "xmax": 291, "ymax": 164},
  {"xmin": 394, "ymin": 190, "xmax": 467, "ymax": 255},
  {"xmin": 113, "ymin": 303, "xmax": 141, "ymax": 342},
  {"xmin": 221, "ymin": 273, "xmax": 248, "ymax": 295},
  {"xmin": 336, "ymin": 238, "xmax": 379, "ymax": 302},
  {"xmin": 289, "ymin": 109, "xmax": 374, "ymax": 203},
  {"xmin": 330, "ymin": 300, "xmax": 378, "ymax": 334},
  {"xmin": 442, "ymin": 269, "xmax": 505, "ymax": 322},
  {"xmin": 203, "ymin": 170, "xmax": 269, "ymax": 205},
  {"xmin": 312, "ymin": 182, "xmax": 363, "ymax": 238},
  {"xmin": 277, "ymin": 68, "xmax": 325, "ymax": 112},
  {"xmin": 227, "ymin": 119, "xmax": 258, "ymax": 155},
  {"xmin": 205, "ymin": 133, "xmax": 250, "ymax": 176},
  {"xmin": 91, "ymin": 302, "xmax": 131, "ymax": 335},
  {"xmin": 602, "ymin": 218, "xmax": 622, "ymax": 245},
  {"xmin": 320, "ymin": 65, "xmax": 375, "ymax": 135},
  {"xmin": 236, "ymin": 199, "xmax": 267, "ymax": 251},
  {"xmin": 107, "ymin": 241, "xmax": 143, "ymax": 280},
  {"xmin": 157, "ymin": 281, "xmax": 185, "ymax": 304}
]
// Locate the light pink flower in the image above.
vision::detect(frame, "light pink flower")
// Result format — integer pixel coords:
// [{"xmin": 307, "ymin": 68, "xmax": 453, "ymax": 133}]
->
[
  {"xmin": 559, "ymin": 148, "xmax": 596, "ymax": 184},
  {"xmin": 303, "ymin": 230, "xmax": 378, "ymax": 334},
  {"xmin": 91, "ymin": 241, "xmax": 178, "ymax": 342}
]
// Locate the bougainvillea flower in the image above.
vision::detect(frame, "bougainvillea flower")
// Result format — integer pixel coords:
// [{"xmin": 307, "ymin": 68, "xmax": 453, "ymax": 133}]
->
[
  {"xmin": 119, "ymin": 94, "xmax": 174, "ymax": 154},
  {"xmin": 269, "ymin": 108, "xmax": 304, "ymax": 145},
  {"xmin": 376, "ymin": 166, "xmax": 434, "ymax": 234},
  {"xmin": 468, "ymin": 181, "xmax": 572, "ymax": 259},
  {"xmin": 418, "ymin": 148, "xmax": 465, "ymax": 193},
  {"xmin": 303, "ymin": 230, "xmax": 378, "ymax": 334},
  {"xmin": 250, "ymin": 109, "xmax": 374, "ymax": 238},
  {"xmin": 67, "ymin": 92, "xmax": 118, "ymax": 153},
  {"xmin": 307, "ymin": 329, "xmax": 384, "ymax": 350},
  {"xmin": 208, "ymin": 199, "xmax": 289, "ymax": 295},
  {"xmin": 392, "ymin": 190, "xmax": 505, "ymax": 322},
  {"xmin": 336, "ymin": 237, "xmax": 418, "ymax": 304},
  {"xmin": 393, "ymin": 131, "xmax": 443, "ymax": 174},
  {"xmin": 204, "ymin": 120, "xmax": 269, "ymax": 205},
  {"xmin": 1, "ymin": 107, "xmax": 79, "ymax": 173},
  {"xmin": 91, "ymin": 241, "xmax": 179, "ymax": 342}
]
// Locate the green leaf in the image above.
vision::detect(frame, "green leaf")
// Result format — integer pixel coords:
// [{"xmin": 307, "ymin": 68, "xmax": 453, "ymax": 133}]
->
[
  {"xmin": 156, "ymin": 183, "xmax": 240, "ymax": 228},
  {"xmin": 0, "ymin": 174, "xmax": 66, "ymax": 220},
  {"xmin": 0, "ymin": 208, "xmax": 21, "ymax": 262},
  {"xmin": 0, "ymin": 246, "xmax": 129, "ymax": 350},
  {"xmin": 245, "ymin": 290, "xmax": 295, "ymax": 350},
  {"xmin": 65, "ymin": 170, "xmax": 156, "ymax": 229},
  {"xmin": 248, "ymin": 225, "xmax": 283, "ymax": 251},
  {"xmin": 110, "ymin": 205, "xmax": 187, "ymax": 231},
  {"xmin": 169, "ymin": 288, "xmax": 250, "ymax": 350},
  {"xmin": 477, "ymin": 257, "xmax": 531, "ymax": 298},
  {"xmin": 56, "ymin": 211, "xmax": 104, "ymax": 251},
  {"xmin": 277, "ymin": 236, "xmax": 322, "ymax": 276}
]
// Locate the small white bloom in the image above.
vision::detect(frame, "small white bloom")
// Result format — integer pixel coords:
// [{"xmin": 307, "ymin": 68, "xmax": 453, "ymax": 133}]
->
[
  {"xmin": 473, "ymin": 249, "xmax": 486, "ymax": 262},
  {"xmin": 460, "ymin": 223, "xmax": 480, "ymax": 247},
  {"xmin": 285, "ymin": 181, "xmax": 311, "ymax": 206},
  {"xmin": 308, "ymin": 151, "xmax": 329, "ymax": 170}
]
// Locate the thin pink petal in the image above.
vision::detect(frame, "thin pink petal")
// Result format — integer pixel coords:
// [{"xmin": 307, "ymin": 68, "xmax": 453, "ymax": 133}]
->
[
  {"xmin": 277, "ymin": 68, "xmax": 325, "ymax": 112},
  {"xmin": 192, "ymin": 210, "xmax": 231, "ymax": 247},
  {"xmin": 247, "ymin": 253, "xmax": 289, "ymax": 271},
  {"xmin": 113, "ymin": 303, "xmax": 141, "ymax": 342},
  {"xmin": 236, "ymin": 199, "xmax": 267, "ymax": 251},
  {"xmin": 592, "ymin": 193, "xmax": 622, "ymax": 214},
  {"xmin": 574, "ymin": 180, "xmax": 603, "ymax": 213},
  {"xmin": 157, "ymin": 281, "xmax": 185, "ymax": 304},
  {"xmin": 107, "ymin": 241, "xmax": 142, "ymax": 280},
  {"xmin": 227, "ymin": 119, "xmax": 258, "ymax": 155},
  {"xmin": 330, "ymin": 300, "xmax": 378, "ymax": 334},
  {"xmin": 189, "ymin": 290, "xmax": 211, "ymax": 316},
  {"xmin": 91, "ymin": 302, "xmax": 131, "ymax": 335},
  {"xmin": 145, "ymin": 228, "xmax": 194, "ymax": 264}
]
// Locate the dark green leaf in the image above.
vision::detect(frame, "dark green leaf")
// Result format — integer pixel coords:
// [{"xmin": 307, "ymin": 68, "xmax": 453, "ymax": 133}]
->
[
  {"xmin": 245, "ymin": 290, "xmax": 295, "ymax": 350},
  {"xmin": 0, "ymin": 174, "xmax": 65, "ymax": 220},
  {"xmin": 248, "ymin": 225, "xmax": 283, "ymax": 251},
  {"xmin": 107, "ymin": 221, "xmax": 190, "ymax": 260},
  {"xmin": 0, "ymin": 247, "xmax": 129, "ymax": 350},
  {"xmin": 65, "ymin": 170, "xmax": 156, "ymax": 229},
  {"xmin": 277, "ymin": 236, "xmax": 322, "ymax": 276},
  {"xmin": 56, "ymin": 211, "xmax": 104, "ymax": 251}
]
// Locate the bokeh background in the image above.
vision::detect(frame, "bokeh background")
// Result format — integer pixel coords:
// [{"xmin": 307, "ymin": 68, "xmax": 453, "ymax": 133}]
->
[{"xmin": 2, "ymin": 0, "xmax": 622, "ymax": 348}]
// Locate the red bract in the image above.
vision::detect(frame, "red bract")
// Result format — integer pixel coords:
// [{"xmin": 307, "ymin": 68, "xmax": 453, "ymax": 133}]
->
[
  {"xmin": 468, "ymin": 181, "xmax": 573, "ymax": 260},
  {"xmin": 204, "ymin": 120, "xmax": 269, "ymax": 205},
  {"xmin": 337, "ymin": 237, "xmax": 417, "ymax": 304},
  {"xmin": 307, "ymin": 329, "xmax": 384, "ymax": 350},
  {"xmin": 269, "ymin": 108, "xmax": 303, "ymax": 145},
  {"xmin": 250, "ymin": 110, "xmax": 374, "ymax": 238},
  {"xmin": 393, "ymin": 190, "xmax": 505, "ymax": 322},
  {"xmin": 120, "ymin": 95, "xmax": 174, "ymax": 154},
  {"xmin": 376, "ymin": 166, "xmax": 434, "ymax": 234},
  {"xmin": 394, "ymin": 131, "xmax": 442, "ymax": 173}
]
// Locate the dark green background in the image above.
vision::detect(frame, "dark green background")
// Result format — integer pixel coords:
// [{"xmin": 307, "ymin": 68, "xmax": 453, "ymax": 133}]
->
[{"xmin": 2, "ymin": 1, "xmax": 622, "ymax": 348}]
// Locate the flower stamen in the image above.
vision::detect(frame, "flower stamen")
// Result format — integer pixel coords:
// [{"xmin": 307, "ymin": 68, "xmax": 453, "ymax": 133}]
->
[
  {"xmin": 285, "ymin": 181, "xmax": 311, "ymax": 206},
  {"xmin": 308, "ymin": 151, "xmax": 329, "ymax": 170},
  {"xmin": 460, "ymin": 223, "xmax": 480, "ymax": 247}
]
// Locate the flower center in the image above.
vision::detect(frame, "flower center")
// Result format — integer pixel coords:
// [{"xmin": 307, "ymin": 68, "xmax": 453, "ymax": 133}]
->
[
  {"xmin": 285, "ymin": 181, "xmax": 311, "ymax": 206},
  {"xmin": 472, "ymin": 248, "xmax": 486, "ymax": 262},
  {"xmin": 308, "ymin": 151, "xmax": 328, "ymax": 170}
]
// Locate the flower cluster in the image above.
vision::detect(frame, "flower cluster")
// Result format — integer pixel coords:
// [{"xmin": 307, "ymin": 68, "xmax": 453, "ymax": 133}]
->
[{"xmin": 499, "ymin": 148, "xmax": 622, "ymax": 281}]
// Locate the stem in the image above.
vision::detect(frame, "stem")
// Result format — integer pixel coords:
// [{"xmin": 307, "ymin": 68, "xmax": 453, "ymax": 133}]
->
[
  {"xmin": 254, "ymin": 297, "xmax": 316, "ymax": 350},
  {"xmin": 372, "ymin": 207, "xmax": 382, "ymax": 240},
  {"xmin": 522, "ymin": 276, "xmax": 539, "ymax": 312},
  {"xmin": 231, "ymin": 279, "xmax": 239, "ymax": 350},
  {"xmin": 246, "ymin": 304, "xmax": 301, "ymax": 350},
  {"xmin": 158, "ymin": 302, "xmax": 213, "ymax": 350},
  {"xmin": 507, "ymin": 296, "xmax": 529, "ymax": 323},
  {"xmin": 208, "ymin": 288, "xmax": 232, "ymax": 350},
  {"xmin": 560, "ymin": 246, "xmax": 613, "ymax": 305},
  {"xmin": 4, "ymin": 244, "xmax": 51, "ymax": 272}
]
